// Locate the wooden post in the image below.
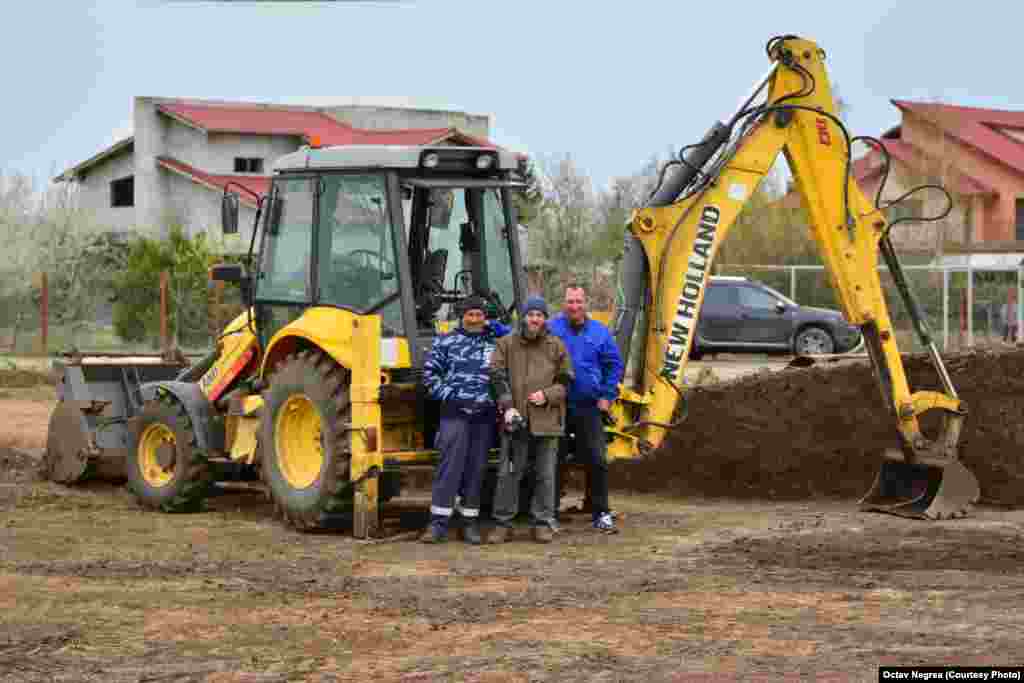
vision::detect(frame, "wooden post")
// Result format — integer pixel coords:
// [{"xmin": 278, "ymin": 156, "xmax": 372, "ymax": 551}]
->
[
  {"xmin": 160, "ymin": 270, "xmax": 169, "ymax": 353},
  {"xmin": 37, "ymin": 272, "xmax": 49, "ymax": 355}
]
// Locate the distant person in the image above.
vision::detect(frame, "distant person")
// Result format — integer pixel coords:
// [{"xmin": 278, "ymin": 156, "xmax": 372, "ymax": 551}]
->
[{"xmin": 547, "ymin": 284, "xmax": 624, "ymax": 533}]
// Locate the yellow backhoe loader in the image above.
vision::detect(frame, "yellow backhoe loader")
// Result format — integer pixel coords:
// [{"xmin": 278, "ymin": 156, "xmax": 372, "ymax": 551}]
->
[
  {"xmin": 605, "ymin": 34, "xmax": 977, "ymax": 519},
  {"xmin": 43, "ymin": 34, "xmax": 979, "ymax": 534}
]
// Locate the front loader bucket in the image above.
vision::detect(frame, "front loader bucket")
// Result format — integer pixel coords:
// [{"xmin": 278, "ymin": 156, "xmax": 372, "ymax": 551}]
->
[
  {"xmin": 41, "ymin": 353, "xmax": 190, "ymax": 485},
  {"xmin": 40, "ymin": 401, "xmax": 125, "ymax": 484},
  {"xmin": 859, "ymin": 449, "xmax": 980, "ymax": 520}
]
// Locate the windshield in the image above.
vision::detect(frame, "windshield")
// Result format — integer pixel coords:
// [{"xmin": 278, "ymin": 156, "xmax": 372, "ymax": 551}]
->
[
  {"xmin": 421, "ymin": 187, "xmax": 518, "ymax": 320},
  {"xmin": 317, "ymin": 173, "xmax": 401, "ymax": 331},
  {"xmin": 256, "ymin": 177, "xmax": 314, "ymax": 303},
  {"xmin": 761, "ymin": 283, "xmax": 797, "ymax": 306},
  {"xmin": 481, "ymin": 189, "xmax": 516, "ymax": 315}
]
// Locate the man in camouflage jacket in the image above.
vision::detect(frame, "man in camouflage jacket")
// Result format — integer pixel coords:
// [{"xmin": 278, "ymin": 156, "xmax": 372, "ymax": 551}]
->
[{"xmin": 421, "ymin": 294, "xmax": 508, "ymax": 544}]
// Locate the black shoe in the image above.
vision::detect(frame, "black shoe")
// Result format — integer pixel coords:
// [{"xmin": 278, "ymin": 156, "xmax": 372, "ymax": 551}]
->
[
  {"xmin": 463, "ymin": 522, "xmax": 482, "ymax": 545},
  {"xmin": 420, "ymin": 524, "xmax": 448, "ymax": 543}
]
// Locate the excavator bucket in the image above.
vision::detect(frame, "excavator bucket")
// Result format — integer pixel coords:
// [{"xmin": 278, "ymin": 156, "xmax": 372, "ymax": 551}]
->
[{"xmin": 858, "ymin": 449, "xmax": 980, "ymax": 520}]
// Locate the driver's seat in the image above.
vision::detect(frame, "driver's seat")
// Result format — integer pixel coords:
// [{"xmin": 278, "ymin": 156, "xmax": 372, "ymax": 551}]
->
[{"xmin": 416, "ymin": 248, "xmax": 448, "ymax": 324}]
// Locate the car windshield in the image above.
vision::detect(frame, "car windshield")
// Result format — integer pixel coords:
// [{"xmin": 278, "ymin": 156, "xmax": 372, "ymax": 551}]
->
[{"xmin": 761, "ymin": 283, "xmax": 797, "ymax": 306}]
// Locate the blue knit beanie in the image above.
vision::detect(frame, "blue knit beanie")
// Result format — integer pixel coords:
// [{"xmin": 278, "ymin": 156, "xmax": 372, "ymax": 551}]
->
[{"xmin": 524, "ymin": 296, "xmax": 548, "ymax": 317}]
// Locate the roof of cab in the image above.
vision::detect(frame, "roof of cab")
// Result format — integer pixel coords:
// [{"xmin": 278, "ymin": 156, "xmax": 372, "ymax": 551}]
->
[{"xmin": 273, "ymin": 145, "xmax": 519, "ymax": 173}]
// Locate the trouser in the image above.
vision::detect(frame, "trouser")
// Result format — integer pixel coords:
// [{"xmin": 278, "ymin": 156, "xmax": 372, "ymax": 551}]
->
[
  {"xmin": 493, "ymin": 433, "xmax": 558, "ymax": 529},
  {"xmin": 558, "ymin": 403, "xmax": 610, "ymax": 519},
  {"xmin": 429, "ymin": 414, "xmax": 494, "ymax": 530}
]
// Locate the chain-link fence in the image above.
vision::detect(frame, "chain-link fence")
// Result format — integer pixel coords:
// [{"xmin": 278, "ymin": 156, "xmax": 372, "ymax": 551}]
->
[
  {"xmin": 3, "ymin": 262, "xmax": 1021, "ymax": 358},
  {"xmin": 715, "ymin": 263, "xmax": 1024, "ymax": 352}
]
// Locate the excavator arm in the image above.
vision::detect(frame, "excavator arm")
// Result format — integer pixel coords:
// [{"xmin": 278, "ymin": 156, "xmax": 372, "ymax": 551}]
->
[{"xmin": 609, "ymin": 35, "xmax": 979, "ymax": 519}]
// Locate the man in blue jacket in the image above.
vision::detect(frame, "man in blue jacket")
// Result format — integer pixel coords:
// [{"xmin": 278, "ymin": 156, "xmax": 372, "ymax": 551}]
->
[
  {"xmin": 547, "ymin": 284, "xmax": 624, "ymax": 533},
  {"xmin": 421, "ymin": 294, "xmax": 508, "ymax": 544}
]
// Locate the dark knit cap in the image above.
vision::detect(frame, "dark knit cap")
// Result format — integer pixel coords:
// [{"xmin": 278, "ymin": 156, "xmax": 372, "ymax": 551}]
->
[
  {"xmin": 457, "ymin": 294, "xmax": 487, "ymax": 315},
  {"xmin": 524, "ymin": 296, "xmax": 548, "ymax": 317}
]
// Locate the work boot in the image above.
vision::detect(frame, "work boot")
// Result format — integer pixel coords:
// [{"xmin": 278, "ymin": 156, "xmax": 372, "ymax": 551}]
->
[
  {"xmin": 420, "ymin": 523, "xmax": 448, "ymax": 544},
  {"xmin": 463, "ymin": 522, "xmax": 482, "ymax": 545},
  {"xmin": 487, "ymin": 525, "xmax": 510, "ymax": 544},
  {"xmin": 533, "ymin": 526, "xmax": 554, "ymax": 544}
]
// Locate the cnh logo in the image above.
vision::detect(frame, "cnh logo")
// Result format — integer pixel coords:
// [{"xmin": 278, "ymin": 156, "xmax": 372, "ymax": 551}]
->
[{"xmin": 816, "ymin": 117, "xmax": 831, "ymax": 146}]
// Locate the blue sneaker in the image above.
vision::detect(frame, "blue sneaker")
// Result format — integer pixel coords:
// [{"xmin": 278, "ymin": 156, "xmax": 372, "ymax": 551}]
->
[{"xmin": 593, "ymin": 512, "xmax": 617, "ymax": 533}]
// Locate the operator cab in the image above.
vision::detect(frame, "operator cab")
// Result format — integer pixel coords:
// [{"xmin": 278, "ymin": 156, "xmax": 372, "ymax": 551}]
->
[{"xmin": 220, "ymin": 144, "xmax": 527, "ymax": 368}]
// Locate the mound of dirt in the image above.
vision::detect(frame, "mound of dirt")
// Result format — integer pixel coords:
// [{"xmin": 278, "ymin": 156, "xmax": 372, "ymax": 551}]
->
[
  {"xmin": 610, "ymin": 348, "xmax": 1024, "ymax": 505},
  {"xmin": 0, "ymin": 446, "xmax": 41, "ymax": 483}
]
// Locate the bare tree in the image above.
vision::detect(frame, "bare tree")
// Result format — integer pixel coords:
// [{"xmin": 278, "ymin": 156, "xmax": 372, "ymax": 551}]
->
[{"xmin": 529, "ymin": 154, "xmax": 599, "ymax": 295}]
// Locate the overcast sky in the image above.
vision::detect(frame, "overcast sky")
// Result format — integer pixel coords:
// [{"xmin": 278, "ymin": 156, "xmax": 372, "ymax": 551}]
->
[{"xmin": 2, "ymin": 0, "xmax": 1020, "ymax": 192}]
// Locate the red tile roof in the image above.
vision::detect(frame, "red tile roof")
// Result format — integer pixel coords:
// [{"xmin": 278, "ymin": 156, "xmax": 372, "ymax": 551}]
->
[
  {"xmin": 157, "ymin": 156, "xmax": 270, "ymax": 207},
  {"xmin": 892, "ymin": 99, "xmax": 1024, "ymax": 177},
  {"xmin": 156, "ymin": 102, "xmax": 499, "ymax": 149},
  {"xmin": 852, "ymin": 137, "xmax": 996, "ymax": 196}
]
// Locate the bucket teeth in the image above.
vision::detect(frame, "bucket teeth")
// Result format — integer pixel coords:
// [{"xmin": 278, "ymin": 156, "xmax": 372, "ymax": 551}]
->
[{"xmin": 859, "ymin": 450, "xmax": 980, "ymax": 520}]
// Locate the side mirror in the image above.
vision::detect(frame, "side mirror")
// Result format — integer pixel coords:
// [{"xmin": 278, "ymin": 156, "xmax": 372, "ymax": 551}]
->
[
  {"xmin": 267, "ymin": 196, "xmax": 283, "ymax": 236},
  {"xmin": 775, "ymin": 301, "xmax": 786, "ymax": 313},
  {"xmin": 210, "ymin": 263, "xmax": 248, "ymax": 285},
  {"xmin": 459, "ymin": 221, "xmax": 479, "ymax": 252},
  {"xmin": 221, "ymin": 193, "xmax": 239, "ymax": 235}
]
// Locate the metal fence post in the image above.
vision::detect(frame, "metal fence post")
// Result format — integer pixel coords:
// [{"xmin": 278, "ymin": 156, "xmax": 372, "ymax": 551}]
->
[
  {"xmin": 40, "ymin": 272, "xmax": 48, "ymax": 355},
  {"xmin": 942, "ymin": 266, "xmax": 949, "ymax": 352},
  {"xmin": 160, "ymin": 270, "xmax": 169, "ymax": 353},
  {"xmin": 790, "ymin": 266, "xmax": 797, "ymax": 301},
  {"xmin": 1018, "ymin": 265, "xmax": 1023, "ymax": 343},
  {"xmin": 967, "ymin": 264, "xmax": 974, "ymax": 347}
]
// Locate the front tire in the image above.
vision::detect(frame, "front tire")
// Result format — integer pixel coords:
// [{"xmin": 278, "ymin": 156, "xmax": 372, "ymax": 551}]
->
[
  {"xmin": 260, "ymin": 350, "xmax": 354, "ymax": 531},
  {"xmin": 126, "ymin": 394, "xmax": 213, "ymax": 512},
  {"xmin": 794, "ymin": 326, "xmax": 835, "ymax": 356}
]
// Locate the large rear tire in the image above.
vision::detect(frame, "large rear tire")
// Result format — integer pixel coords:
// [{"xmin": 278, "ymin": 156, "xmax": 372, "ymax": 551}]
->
[
  {"xmin": 260, "ymin": 350, "xmax": 354, "ymax": 531},
  {"xmin": 126, "ymin": 394, "xmax": 214, "ymax": 512}
]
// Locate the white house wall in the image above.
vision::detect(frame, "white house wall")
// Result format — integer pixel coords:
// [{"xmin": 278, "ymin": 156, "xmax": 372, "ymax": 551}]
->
[
  {"xmin": 164, "ymin": 171, "xmax": 257, "ymax": 247},
  {"xmin": 75, "ymin": 147, "xmax": 139, "ymax": 233},
  {"xmin": 326, "ymin": 105, "xmax": 490, "ymax": 138},
  {"xmin": 164, "ymin": 117, "xmax": 211, "ymax": 170},
  {"xmin": 206, "ymin": 133, "xmax": 298, "ymax": 174}
]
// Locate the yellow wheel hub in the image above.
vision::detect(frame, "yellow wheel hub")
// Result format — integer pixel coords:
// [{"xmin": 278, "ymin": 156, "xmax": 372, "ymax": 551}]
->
[
  {"xmin": 274, "ymin": 394, "xmax": 324, "ymax": 489},
  {"xmin": 138, "ymin": 423, "xmax": 176, "ymax": 487}
]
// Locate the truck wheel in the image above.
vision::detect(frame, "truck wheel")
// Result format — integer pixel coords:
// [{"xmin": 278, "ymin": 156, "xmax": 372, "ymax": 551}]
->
[
  {"xmin": 794, "ymin": 326, "xmax": 835, "ymax": 356},
  {"xmin": 260, "ymin": 350, "xmax": 354, "ymax": 531},
  {"xmin": 126, "ymin": 394, "xmax": 214, "ymax": 512}
]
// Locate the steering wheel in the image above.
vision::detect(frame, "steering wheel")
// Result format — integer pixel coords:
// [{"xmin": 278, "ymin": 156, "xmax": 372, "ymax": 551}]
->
[
  {"xmin": 482, "ymin": 288, "xmax": 514, "ymax": 324},
  {"xmin": 343, "ymin": 249, "xmax": 396, "ymax": 280}
]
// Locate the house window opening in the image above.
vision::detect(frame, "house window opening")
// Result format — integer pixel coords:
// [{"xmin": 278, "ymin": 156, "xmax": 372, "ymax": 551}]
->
[
  {"xmin": 110, "ymin": 176, "xmax": 134, "ymax": 208},
  {"xmin": 234, "ymin": 157, "xmax": 264, "ymax": 173},
  {"xmin": 1016, "ymin": 198, "xmax": 1024, "ymax": 241}
]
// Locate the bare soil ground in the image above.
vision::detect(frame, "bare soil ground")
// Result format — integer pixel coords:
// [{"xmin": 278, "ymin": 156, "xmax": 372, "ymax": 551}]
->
[{"xmin": 3, "ymin": 355, "xmax": 1024, "ymax": 682}]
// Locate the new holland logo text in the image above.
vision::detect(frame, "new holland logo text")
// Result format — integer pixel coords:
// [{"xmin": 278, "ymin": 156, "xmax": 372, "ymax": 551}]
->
[{"xmin": 660, "ymin": 205, "xmax": 720, "ymax": 383}]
